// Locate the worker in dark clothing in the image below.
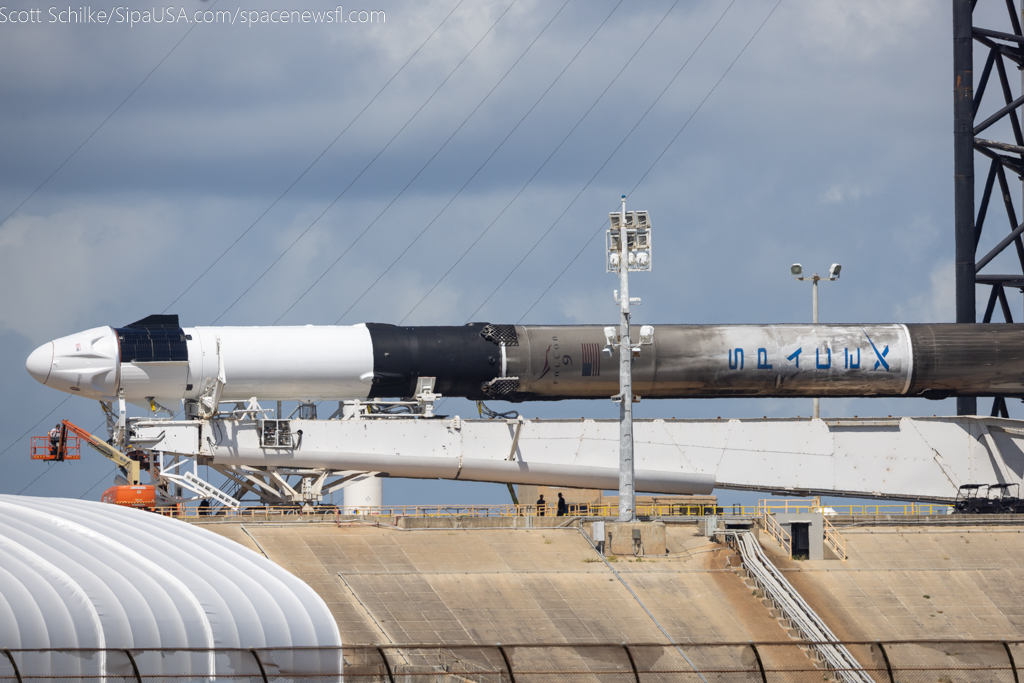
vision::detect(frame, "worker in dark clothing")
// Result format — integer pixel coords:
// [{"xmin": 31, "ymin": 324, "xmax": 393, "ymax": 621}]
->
[
  {"xmin": 536, "ymin": 494, "xmax": 546, "ymax": 516},
  {"xmin": 48, "ymin": 424, "xmax": 61, "ymax": 457},
  {"xmin": 556, "ymin": 492, "xmax": 568, "ymax": 517}
]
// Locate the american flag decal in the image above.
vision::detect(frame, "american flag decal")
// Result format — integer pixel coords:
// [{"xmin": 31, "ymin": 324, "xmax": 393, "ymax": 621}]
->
[{"xmin": 581, "ymin": 343, "xmax": 601, "ymax": 377}]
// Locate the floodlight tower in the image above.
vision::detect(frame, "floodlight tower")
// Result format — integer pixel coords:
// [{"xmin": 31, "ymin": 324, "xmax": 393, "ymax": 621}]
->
[
  {"xmin": 604, "ymin": 196, "xmax": 653, "ymax": 522},
  {"xmin": 791, "ymin": 262, "xmax": 842, "ymax": 418}
]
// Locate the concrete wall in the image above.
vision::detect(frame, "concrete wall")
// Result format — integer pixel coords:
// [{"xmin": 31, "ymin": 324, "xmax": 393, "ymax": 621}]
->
[
  {"xmin": 773, "ymin": 512, "xmax": 824, "ymax": 561},
  {"xmin": 195, "ymin": 518, "xmax": 800, "ymax": 655},
  {"xmin": 193, "ymin": 515, "xmax": 1024, "ymax": 673},
  {"xmin": 762, "ymin": 523, "xmax": 1024, "ymax": 641},
  {"xmin": 603, "ymin": 521, "xmax": 666, "ymax": 556}
]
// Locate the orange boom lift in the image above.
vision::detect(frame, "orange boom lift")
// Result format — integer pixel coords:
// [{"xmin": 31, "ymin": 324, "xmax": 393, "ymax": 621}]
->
[{"xmin": 33, "ymin": 420, "xmax": 156, "ymax": 510}]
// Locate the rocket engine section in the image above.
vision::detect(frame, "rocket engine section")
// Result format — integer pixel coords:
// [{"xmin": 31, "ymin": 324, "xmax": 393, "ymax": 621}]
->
[{"xmin": 25, "ymin": 315, "xmax": 1024, "ymax": 405}]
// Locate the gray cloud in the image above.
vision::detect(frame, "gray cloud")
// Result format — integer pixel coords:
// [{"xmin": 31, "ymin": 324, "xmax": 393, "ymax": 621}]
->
[{"xmin": 0, "ymin": 0, "xmax": 988, "ymax": 501}]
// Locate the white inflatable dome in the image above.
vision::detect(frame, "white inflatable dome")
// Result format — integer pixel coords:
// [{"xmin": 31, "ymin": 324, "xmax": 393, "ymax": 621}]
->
[{"xmin": 0, "ymin": 495, "xmax": 342, "ymax": 679}]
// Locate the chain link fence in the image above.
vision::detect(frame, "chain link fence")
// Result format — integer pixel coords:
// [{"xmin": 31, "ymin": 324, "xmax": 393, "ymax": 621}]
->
[{"xmin": 2, "ymin": 640, "xmax": 1021, "ymax": 681}]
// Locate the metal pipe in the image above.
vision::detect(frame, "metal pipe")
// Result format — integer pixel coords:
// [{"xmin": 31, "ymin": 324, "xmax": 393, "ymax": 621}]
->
[
  {"xmin": 249, "ymin": 649, "xmax": 269, "ymax": 683},
  {"xmin": 622, "ymin": 644, "xmax": 640, "ymax": 683},
  {"xmin": 973, "ymin": 92, "xmax": 1024, "ymax": 135},
  {"xmin": 496, "ymin": 644, "xmax": 516, "ymax": 683},
  {"xmin": 2, "ymin": 650, "xmax": 22, "ymax": 683},
  {"xmin": 813, "ymin": 276, "xmax": 820, "ymax": 419},
  {"xmin": 975, "ymin": 137, "xmax": 1024, "ymax": 154},
  {"xmin": 749, "ymin": 642, "xmax": 768, "ymax": 683},
  {"xmin": 124, "ymin": 649, "xmax": 142, "ymax": 683},
  {"xmin": 1004, "ymin": 639, "xmax": 1020, "ymax": 683},
  {"xmin": 976, "ymin": 220, "xmax": 1024, "ymax": 271},
  {"xmin": 875, "ymin": 641, "xmax": 895, "ymax": 683},
  {"xmin": 376, "ymin": 646, "xmax": 395, "ymax": 683},
  {"xmin": 954, "ymin": 0, "xmax": 977, "ymax": 416}
]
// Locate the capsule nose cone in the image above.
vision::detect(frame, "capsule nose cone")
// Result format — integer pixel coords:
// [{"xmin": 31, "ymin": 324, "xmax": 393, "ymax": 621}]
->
[{"xmin": 26, "ymin": 342, "xmax": 54, "ymax": 385}]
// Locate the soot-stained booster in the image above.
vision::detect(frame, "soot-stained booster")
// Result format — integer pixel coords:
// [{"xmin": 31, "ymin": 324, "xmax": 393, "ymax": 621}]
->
[{"xmin": 25, "ymin": 314, "xmax": 1024, "ymax": 406}]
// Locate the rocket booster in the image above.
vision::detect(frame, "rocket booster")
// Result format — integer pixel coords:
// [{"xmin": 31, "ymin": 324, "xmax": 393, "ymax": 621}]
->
[{"xmin": 25, "ymin": 314, "xmax": 1024, "ymax": 404}]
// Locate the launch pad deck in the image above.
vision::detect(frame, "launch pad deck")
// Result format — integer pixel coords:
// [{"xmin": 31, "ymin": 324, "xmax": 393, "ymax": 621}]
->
[{"xmin": 194, "ymin": 514, "xmax": 1024, "ymax": 650}]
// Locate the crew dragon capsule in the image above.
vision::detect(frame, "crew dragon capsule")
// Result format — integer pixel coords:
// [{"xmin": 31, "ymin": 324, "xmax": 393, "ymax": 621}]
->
[{"xmin": 24, "ymin": 314, "xmax": 1024, "ymax": 407}]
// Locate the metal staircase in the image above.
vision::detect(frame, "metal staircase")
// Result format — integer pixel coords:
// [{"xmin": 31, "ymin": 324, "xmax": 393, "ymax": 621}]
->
[{"xmin": 727, "ymin": 531, "xmax": 872, "ymax": 683}]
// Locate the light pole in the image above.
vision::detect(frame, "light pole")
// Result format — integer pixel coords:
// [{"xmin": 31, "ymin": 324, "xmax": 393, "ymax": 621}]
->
[
  {"xmin": 791, "ymin": 262, "xmax": 842, "ymax": 419},
  {"xmin": 604, "ymin": 196, "xmax": 653, "ymax": 522}
]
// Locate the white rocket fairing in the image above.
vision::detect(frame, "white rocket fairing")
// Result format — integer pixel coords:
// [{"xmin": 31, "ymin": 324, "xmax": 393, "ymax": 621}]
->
[{"xmin": 25, "ymin": 315, "xmax": 1024, "ymax": 406}]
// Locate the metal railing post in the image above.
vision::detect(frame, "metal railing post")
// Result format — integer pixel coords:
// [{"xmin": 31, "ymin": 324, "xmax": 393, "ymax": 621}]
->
[
  {"xmin": 2, "ymin": 650, "xmax": 22, "ymax": 683},
  {"xmin": 249, "ymin": 648, "xmax": 269, "ymax": 683},
  {"xmin": 496, "ymin": 644, "xmax": 515, "ymax": 683},
  {"xmin": 376, "ymin": 645, "xmax": 395, "ymax": 683},
  {"xmin": 748, "ymin": 642, "xmax": 767, "ymax": 683},
  {"xmin": 875, "ymin": 641, "xmax": 894, "ymax": 683},
  {"xmin": 124, "ymin": 649, "xmax": 142, "ymax": 683},
  {"xmin": 1004, "ymin": 640, "xmax": 1019, "ymax": 683},
  {"xmin": 622, "ymin": 644, "xmax": 640, "ymax": 683}
]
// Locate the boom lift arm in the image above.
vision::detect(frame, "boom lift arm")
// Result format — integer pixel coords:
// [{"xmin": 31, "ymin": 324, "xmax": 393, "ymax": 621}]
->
[{"xmin": 60, "ymin": 420, "xmax": 140, "ymax": 485}]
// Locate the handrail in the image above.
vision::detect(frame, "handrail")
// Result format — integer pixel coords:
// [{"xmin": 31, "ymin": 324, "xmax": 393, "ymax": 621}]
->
[
  {"xmin": 761, "ymin": 509, "xmax": 792, "ymax": 556},
  {"xmin": 163, "ymin": 501, "xmax": 958, "ymax": 518},
  {"xmin": 2, "ymin": 640, "xmax": 1023, "ymax": 651},
  {"xmin": 0, "ymin": 640, "xmax": 1019, "ymax": 679},
  {"xmin": 823, "ymin": 515, "xmax": 848, "ymax": 560}
]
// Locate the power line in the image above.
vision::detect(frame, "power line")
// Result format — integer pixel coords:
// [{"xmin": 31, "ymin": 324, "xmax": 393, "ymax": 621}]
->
[
  {"xmin": 16, "ymin": 416, "xmax": 109, "ymax": 495},
  {"xmin": 276, "ymin": 0, "xmax": 578, "ymax": 324},
  {"xmin": 211, "ymin": 0, "xmax": 519, "ymax": 325},
  {"xmin": 0, "ymin": 395, "xmax": 70, "ymax": 462},
  {"xmin": 13, "ymin": 0, "xmax": 466, "ymax": 497},
  {"xmin": 517, "ymin": 0, "xmax": 784, "ymax": 323},
  {"xmin": 0, "ymin": 2, "xmax": 218, "ymax": 231},
  {"xmin": 397, "ymin": 0, "xmax": 680, "ymax": 325},
  {"xmin": 331, "ymin": 0, "xmax": 629, "ymax": 324},
  {"xmin": 79, "ymin": 467, "xmax": 117, "ymax": 499},
  {"xmin": 162, "ymin": 0, "xmax": 467, "ymax": 314},
  {"xmin": 18, "ymin": 464, "xmax": 53, "ymax": 495},
  {"xmin": 468, "ymin": 0, "xmax": 738, "ymax": 320}
]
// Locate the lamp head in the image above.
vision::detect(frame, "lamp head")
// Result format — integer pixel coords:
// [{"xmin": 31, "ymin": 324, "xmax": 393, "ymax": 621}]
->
[
  {"xmin": 791, "ymin": 263, "xmax": 803, "ymax": 279},
  {"xmin": 829, "ymin": 263, "xmax": 842, "ymax": 280}
]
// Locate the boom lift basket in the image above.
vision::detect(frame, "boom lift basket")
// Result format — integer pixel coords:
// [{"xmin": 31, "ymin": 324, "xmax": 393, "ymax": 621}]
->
[{"xmin": 30, "ymin": 434, "xmax": 80, "ymax": 460}]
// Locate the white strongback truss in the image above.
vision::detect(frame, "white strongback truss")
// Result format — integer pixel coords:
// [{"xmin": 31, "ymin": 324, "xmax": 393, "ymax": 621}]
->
[{"xmin": 118, "ymin": 391, "xmax": 1024, "ymax": 505}]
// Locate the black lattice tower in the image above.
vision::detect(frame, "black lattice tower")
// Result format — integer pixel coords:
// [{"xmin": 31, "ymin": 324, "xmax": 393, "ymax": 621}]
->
[{"xmin": 954, "ymin": 0, "xmax": 1024, "ymax": 417}]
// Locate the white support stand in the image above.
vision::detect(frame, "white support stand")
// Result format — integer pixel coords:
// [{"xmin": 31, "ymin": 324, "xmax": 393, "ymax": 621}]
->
[
  {"xmin": 343, "ymin": 474, "xmax": 383, "ymax": 513},
  {"xmin": 116, "ymin": 390, "xmax": 127, "ymax": 449}
]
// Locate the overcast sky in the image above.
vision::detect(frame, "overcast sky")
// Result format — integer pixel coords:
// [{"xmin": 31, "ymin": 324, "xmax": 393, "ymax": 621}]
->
[{"xmin": 0, "ymin": 0, "xmax": 1012, "ymax": 504}]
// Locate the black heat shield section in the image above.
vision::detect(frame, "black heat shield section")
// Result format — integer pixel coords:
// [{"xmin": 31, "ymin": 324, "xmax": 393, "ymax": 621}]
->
[
  {"xmin": 115, "ymin": 326, "xmax": 188, "ymax": 363},
  {"xmin": 907, "ymin": 323, "xmax": 1024, "ymax": 398},
  {"xmin": 124, "ymin": 314, "xmax": 181, "ymax": 330},
  {"xmin": 366, "ymin": 323, "xmax": 501, "ymax": 400}
]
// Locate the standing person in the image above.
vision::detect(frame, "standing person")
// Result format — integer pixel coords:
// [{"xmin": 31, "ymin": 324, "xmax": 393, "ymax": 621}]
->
[
  {"xmin": 536, "ymin": 494, "xmax": 546, "ymax": 516},
  {"xmin": 48, "ymin": 424, "xmax": 61, "ymax": 457},
  {"xmin": 556, "ymin": 492, "xmax": 568, "ymax": 517}
]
